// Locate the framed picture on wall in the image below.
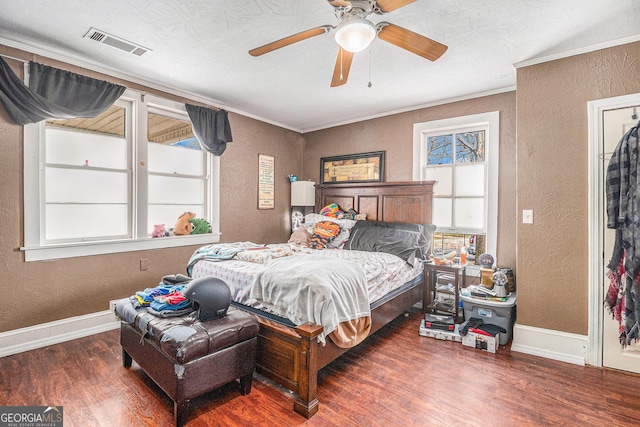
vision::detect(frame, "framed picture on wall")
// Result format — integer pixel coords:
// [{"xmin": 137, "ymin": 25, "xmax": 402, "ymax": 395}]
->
[
  {"xmin": 258, "ymin": 153, "xmax": 274, "ymax": 209},
  {"xmin": 320, "ymin": 151, "xmax": 385, "ymax": 184}
]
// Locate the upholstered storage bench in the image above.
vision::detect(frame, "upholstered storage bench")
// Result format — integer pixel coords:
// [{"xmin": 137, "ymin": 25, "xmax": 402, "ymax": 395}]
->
[{"xmin": 119, "ymin": 306, "xmax": 260, "ymax": 427}]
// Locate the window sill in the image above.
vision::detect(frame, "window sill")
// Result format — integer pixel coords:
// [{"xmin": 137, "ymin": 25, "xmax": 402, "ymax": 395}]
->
[{"xmin": 21, "ymin": 233, "xmax": 221, "ymax": 262}]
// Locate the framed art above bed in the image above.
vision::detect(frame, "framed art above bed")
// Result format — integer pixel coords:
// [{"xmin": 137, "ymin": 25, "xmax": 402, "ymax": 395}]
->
[{"xmin": 320, "ymin": 151, "xmax": 385, "ymax": 184}]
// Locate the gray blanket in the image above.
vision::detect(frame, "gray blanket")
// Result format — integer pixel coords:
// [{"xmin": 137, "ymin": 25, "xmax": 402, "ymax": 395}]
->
[{"xmin": 250, "ymin": 254, "xmax": 370, "ymax": 345}]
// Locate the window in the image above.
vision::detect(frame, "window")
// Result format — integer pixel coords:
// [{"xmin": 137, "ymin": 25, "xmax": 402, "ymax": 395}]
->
[
  {"xmin": 23, "ymin": 89, "xmax": 220, "ymax": 261},
  {"xmin": 146, "ymin": 107, "xmax": 208, "ymax": 234},
  {"xmin": 42, "ymin": 102, "xmax": 130, "ymax": 242},
  {"xmin": 413, "ymin": 111, "xmax": 499, "ymax": 269}
]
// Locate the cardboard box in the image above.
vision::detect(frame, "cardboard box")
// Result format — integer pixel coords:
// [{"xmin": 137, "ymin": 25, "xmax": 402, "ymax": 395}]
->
[{"xmin": 461, "ymin": 330, "xmax": 499, "ymax": 353}]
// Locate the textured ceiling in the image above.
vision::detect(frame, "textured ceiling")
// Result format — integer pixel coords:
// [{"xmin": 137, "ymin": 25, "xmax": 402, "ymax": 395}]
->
[{"xmin": 0, "ymin": 0, "xmax": 639, "ymax": 133}]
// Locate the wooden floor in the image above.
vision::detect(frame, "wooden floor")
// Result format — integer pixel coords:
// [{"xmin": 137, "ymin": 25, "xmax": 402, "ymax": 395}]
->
[{"xmin": 2, "ymin": 308, "xmax": 640, "ymax": 427}]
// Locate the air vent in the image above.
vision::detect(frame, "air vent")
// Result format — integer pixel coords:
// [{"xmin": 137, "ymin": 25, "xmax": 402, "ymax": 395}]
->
[{"xmin": 83, "ymin": 27, "xmax": 151, "ymax": 56}]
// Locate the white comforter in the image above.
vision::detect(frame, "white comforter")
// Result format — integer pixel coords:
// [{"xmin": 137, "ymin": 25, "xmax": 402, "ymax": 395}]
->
[{"xmin": 250, "ymin": 254, "xmax": 370, "ymax": 345}]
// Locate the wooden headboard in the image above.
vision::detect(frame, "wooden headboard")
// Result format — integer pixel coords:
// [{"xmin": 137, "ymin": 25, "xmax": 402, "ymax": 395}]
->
[{"xmin": 316, "ymin": 181, "xmax": 435, "ymax": 225}]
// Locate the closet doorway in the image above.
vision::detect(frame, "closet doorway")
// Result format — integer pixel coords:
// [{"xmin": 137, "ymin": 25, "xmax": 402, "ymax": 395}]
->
[{"xmin": 589, "ymin": 94, "xmax": 640, "ymax": 374}]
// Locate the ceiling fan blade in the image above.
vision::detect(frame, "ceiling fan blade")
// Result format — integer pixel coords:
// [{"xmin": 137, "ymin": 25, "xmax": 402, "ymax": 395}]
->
[
  {"xmin": 375, "ymin": 0, "xmax": 416, "ymax": 13},
  {"xmin": 331, "ymin": 47, "xmax": 354, "ymax": 87},
  {"xmin": 249, "ymin": 25, "xmax": 332, "ymax": 57},
  {"xmin": 377, "ymin": 22, "xmax": 447, "ymax": 61}
]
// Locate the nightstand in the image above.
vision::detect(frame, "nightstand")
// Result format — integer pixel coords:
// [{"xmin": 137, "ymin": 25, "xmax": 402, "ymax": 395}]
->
[{"xmin": 423, "ymin": 262, "xmax": 467, "ymax": 323}]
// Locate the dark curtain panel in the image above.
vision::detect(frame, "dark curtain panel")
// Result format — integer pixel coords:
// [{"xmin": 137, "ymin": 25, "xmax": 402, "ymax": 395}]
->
[
  {"xmin": 185, "ymin": 104, "xmax": 233, "ymax": 156},
  {"xmin": 0, "ymin": 57, "xmax": 125, "ymax": 125}
]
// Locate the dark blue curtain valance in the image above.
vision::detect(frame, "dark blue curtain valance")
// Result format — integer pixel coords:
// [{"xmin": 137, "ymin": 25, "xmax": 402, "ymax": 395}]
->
[
  {"xmin": 0, "ymin": 57, "xmax": 125, "ymax": 125},
  {"xmin": 185, "ymin": 104, "xmax": 233, "ymax": 156}
]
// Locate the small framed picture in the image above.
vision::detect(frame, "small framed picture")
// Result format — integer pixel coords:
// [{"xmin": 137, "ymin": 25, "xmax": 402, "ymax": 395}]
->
[{"xmin": 258, "ymin": 153, "xmax": 274, "ymax": 209}]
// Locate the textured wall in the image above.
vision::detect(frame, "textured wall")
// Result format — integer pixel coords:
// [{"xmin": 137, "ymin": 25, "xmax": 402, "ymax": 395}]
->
[
  {"xmin": 6, "ymin": 39, "xmax": 640, "ymax": 337},
  {"xmin": 0, "ymin": 46, "xmax": 303, "ymax": 332},
  {"xmin": 303, "ymin": 92, "xmax": 517, "ymax": 270},
  {"xmin": 516, "ymin": 41, "xmax": 640, "ymax": 334},
  {"xmin": 220, "ymin": 113, "xmax": 304, "ymax": 244}
]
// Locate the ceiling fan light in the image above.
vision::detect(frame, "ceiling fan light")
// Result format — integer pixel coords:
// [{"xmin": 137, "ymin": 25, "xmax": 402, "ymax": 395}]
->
[{"xmin": 334, "ymin": 17, "xmax": 376, "ymax": 52}]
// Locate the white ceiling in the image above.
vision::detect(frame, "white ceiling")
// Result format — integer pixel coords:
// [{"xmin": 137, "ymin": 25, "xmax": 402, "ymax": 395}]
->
[{"xmin": 0, "ymin": 0, "xmax": 639, "ymax": 133}]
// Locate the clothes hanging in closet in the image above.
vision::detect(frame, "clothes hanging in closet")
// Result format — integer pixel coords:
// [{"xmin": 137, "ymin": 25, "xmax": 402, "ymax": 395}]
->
[{"xmin": 605, "ymin": 120, "xmax": 640, "ymax": 346}]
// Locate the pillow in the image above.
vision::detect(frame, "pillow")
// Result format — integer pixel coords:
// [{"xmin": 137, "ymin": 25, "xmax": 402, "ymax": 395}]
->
[
  {"xmin": 304, "ymin": 213, "xmax": 357, "ymax": 248},
  {"xmin": 344, "ymin": 221, "xmax": 436, "ymax": 266},
  {"xmin": 288, "ymin": 226, "xmax": 312, "ymax": 247},
  {"xmin": 318, "ymin": 203, "xmax": 342, "ymax": 218},
  {"xmin": 310, "ymin": 221, "xmax": 343, "ymax": 250}
]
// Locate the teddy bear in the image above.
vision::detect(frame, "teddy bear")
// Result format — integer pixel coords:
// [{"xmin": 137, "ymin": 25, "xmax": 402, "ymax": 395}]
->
[{"xmin": 173, "ymin": 212, "xmax": 196, "ymax": 235}]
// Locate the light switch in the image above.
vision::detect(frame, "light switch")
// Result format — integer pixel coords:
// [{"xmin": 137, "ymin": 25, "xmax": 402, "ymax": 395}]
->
[{"xmin": 523, "ymin": 209, "xmax": 533, "ymax": 224}]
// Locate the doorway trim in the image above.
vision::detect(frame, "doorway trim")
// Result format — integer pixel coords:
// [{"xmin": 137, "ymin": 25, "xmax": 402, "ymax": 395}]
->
[{"xmin": 587, "ymin": 93, "xmax": 640, "ymax": 368}]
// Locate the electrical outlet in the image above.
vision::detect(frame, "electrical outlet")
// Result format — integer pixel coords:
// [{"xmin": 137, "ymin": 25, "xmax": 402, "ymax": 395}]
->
[
  {"xmin": 523, "ymin": 209, "xmax": 533, "ymax": 224},
  {"xmin": 140, "ymin": 258, "xmax": 149, "ymax": 271},
  {"xmin": 109, "ymin": 300, "xmax": 119, "ymax": 320}
]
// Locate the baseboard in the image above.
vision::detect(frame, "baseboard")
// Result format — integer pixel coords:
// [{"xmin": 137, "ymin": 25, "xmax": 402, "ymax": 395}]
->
[
  {"xmin": 0, "ymin": 311, "xmax": 592, "ymax": 367},
  {"xmin": 0, "ymin": 310, "xmax": 120, "ymax": 358},
  {"xmin": 510, "ymin": 323, "xmax": 589, "ymax": 366}
]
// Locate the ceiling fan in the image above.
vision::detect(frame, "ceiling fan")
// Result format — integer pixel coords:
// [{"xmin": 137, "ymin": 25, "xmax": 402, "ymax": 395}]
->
[{"xmin": 248, "ymin": 0, "xmax": 448, "ymax": 87}]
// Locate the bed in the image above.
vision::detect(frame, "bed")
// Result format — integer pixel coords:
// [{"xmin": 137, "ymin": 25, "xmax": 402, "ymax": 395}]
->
[{"xmin": 189, "ymin": 181, "xmax": 435, "ymax": 418}]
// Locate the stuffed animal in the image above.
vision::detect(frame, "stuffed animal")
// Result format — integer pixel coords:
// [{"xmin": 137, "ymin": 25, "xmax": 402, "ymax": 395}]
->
[
  {"xmin": 173, "ymin": 212, "xmax": 196, "ymax": 235},
  {"xmin": 338, "ymin": 208, "xmax": 358, "ymax": 220},
  {"xmin": 151, "ymin": 224, "xmax": 167, "ymax": 238},
  {"xmin": 189, "ymin": 218, "xmax": 211, "ymax": 234},
  {"xmin": 319, "ymin": 203, "xmax": 342, "ymax": 218}
]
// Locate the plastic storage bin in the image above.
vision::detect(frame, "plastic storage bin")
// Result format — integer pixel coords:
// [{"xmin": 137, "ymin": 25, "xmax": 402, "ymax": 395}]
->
[{"xmin": 460, "ymin": 292, "xmax": 516, "ymax": 345}]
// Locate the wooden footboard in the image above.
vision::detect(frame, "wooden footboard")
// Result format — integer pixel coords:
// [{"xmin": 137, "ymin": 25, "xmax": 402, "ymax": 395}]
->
[
  {"xmin": 253, "ymin": 317, "xmax": 323, "ymax": 418},
  {"xmin": 250, "ymin": 278, "xmax": 424, "ymax": 418}
]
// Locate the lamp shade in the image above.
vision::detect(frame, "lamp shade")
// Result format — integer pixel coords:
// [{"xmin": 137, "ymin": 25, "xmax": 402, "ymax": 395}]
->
[
  {"xmin": 334, "ymin": 17, "xmax": 376, "ymax": 53},
  {"xmin": 291, "ymin": 181, "xmax": 316, "ymax": 206}
]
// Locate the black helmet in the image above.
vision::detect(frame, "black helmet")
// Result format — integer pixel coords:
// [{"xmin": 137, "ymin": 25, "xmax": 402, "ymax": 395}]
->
[{"xmin": 182, "ymin": 277, "xmax": 231, "ymax": 321}]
